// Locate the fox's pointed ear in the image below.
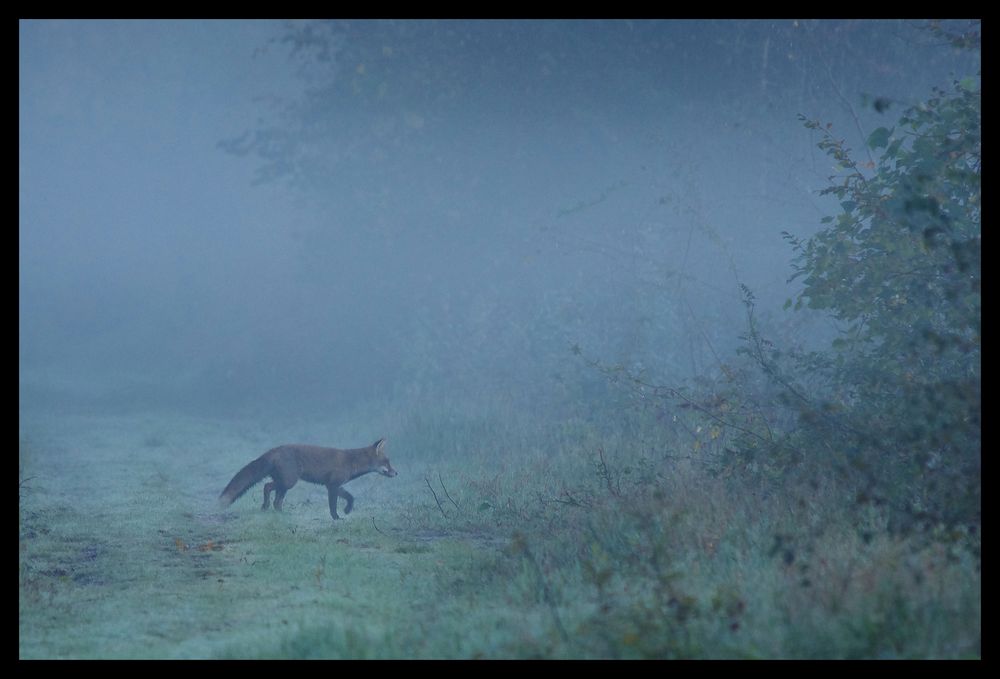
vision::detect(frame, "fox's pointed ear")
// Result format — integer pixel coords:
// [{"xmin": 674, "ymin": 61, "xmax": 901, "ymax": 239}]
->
[{"xmin": 374, "ymin": 438, "xmax": 386, "ymax": 453}]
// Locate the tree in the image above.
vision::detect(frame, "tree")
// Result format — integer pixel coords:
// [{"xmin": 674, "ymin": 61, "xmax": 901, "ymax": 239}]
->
[{"xmin": 780, "ymin": 26, "xmax": 980, "ymax": 532}]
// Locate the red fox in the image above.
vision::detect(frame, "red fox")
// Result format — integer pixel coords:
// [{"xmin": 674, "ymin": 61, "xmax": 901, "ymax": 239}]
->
[{"xmin": 219, "ymin": 438, "xmax": 397, "ymax": 521}]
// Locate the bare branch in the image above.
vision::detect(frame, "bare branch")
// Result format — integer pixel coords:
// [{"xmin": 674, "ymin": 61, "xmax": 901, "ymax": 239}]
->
[
  {"xmin": 438, "ymin": 472, "xmax": 460, "ymax": 511},
  {"xmin": 424, "ymin": 477, "xmax": 449, "ymax": 518}
]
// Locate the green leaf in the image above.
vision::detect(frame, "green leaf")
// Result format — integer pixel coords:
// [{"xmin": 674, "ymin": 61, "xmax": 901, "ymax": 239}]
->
[
  {"xmin": 867, "ymin": 126, "xmax": 892, "ymax": 150},
  {"xmin": 958, "ymin": 75, "xmax": 978, "ymax": 92}
]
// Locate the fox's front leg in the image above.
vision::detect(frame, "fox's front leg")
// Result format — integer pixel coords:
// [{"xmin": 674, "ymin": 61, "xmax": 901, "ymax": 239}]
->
[
  {"xmin": 339, "ymin": 488, "xmax": 355, "ymax": 515},
  {"xmin": 325, "ymin": 484, "xmax": 354, "ymax": 520},
  {"xmin": 326, "ymin": 484, "xmax": 341, "ymax": 520}
]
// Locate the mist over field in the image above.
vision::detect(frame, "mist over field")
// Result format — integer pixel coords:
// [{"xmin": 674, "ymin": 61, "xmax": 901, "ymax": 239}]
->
[{"xmin": 20, "ymin": 20, "xmax": 980, "ymax": 659}]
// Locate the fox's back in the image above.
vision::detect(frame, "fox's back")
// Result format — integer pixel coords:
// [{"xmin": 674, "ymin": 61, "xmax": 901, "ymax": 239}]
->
[{"xmin": 272, "ymin": 444, "xmax": 359, "ymax": 485}]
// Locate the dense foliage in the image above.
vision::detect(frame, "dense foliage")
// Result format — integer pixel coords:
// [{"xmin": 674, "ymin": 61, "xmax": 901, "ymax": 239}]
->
[{"xmin": 741, "ymin": 31, "xmax": 980, "ymax": 536}]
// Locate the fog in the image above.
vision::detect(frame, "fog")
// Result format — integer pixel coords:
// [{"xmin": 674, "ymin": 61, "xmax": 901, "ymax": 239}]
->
[
  {"xmin": 20, "ymin": 20, "xmax": 975, "ymax": 416},
  {"xmin": 20, "ymin": 21, "xmax": 980, "ymax": 659}
]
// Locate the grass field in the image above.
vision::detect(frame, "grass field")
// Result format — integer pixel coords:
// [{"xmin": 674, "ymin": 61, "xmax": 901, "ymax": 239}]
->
[{"xmin": 19, "ymin": 397, "xmax": 980, "ymax": 659}]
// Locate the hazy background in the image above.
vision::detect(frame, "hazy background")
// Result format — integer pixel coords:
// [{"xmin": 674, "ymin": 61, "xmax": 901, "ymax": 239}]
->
[{"xmin": 19, "ymin": 20, "xmax": 978, "ymax": 419}]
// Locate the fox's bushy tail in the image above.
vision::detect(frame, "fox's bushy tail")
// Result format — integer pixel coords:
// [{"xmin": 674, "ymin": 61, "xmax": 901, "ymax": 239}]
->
[{"xmin": 220, "ymin": 454, "xmax": 272, "ymax": 507}]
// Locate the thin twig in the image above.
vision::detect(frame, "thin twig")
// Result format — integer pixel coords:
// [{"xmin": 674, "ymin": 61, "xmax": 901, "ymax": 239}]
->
[
  {"xmin": 595, "ymin": 448, "xmax": 620, "ymax": 497},
  {"xmin": 425, "ymin": 477, "xmax": 448, "ymax": 518},
  {"xmin": 818, "ymin": 50, "xmax": 876, "ymax": 167},
  {"xmin": 542, "ymin": 489, "xmax": 593, "ymax": 509},
  {"xmin": 438, "ymin": 472, "xmax": 461, "ymax": 511},
  {"xmin": 371, "ymin": 516, "xmax": 385, "ymax": 535}
]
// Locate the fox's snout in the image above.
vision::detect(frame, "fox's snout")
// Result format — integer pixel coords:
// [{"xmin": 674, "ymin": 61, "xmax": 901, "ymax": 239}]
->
[{"xmin": 381, "ymin": 465, "xmax": 398, "ymax": 477}]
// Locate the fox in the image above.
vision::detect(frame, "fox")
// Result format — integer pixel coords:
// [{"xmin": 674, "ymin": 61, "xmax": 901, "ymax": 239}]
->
[{"xmin": 219, "ymin": 438, "xmax": 397, "ymax": 521}]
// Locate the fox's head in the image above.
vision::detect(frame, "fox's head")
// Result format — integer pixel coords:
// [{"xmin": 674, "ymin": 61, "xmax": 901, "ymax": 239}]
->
[{"xmin": 372, "ymin": 438, "xmax": 397, "ymax": 477}]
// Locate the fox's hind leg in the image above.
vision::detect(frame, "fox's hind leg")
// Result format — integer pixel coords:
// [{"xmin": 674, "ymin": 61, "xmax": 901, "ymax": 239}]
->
[
  {"xmin": 262, "ymin": 482, "xmax": 289, "ymax": 511},
  {"xmin": 266, "ymin": 458, "xmax": 299, "ymax": 512},
  {"xmin": 273, "ymin": 486, "xmax": 288, "ymax": 511}
]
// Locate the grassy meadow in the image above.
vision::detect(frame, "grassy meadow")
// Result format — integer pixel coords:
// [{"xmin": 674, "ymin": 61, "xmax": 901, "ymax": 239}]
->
[{"xmin": 19, "ymin": 394, "xmax": 980, "ymax": 659}]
